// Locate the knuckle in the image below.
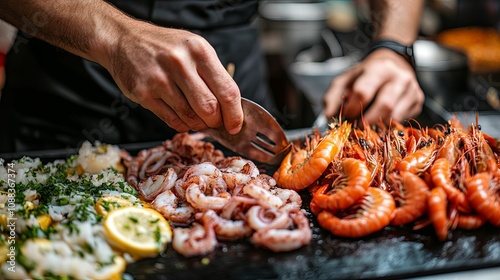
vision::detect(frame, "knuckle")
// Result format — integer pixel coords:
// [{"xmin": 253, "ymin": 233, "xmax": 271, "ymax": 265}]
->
[
  {"xmin": 350, "ymin": 86, "xmax": 372, "ymax": 104},
  {"xmin": 177, "ymin": 107, "xmax": 208, "ymax": 131},
  {"xmin": 131, "ymin": 85, "xmax": 149, "ymax": 103},
  {"xmin": 162, "ymin": 114, "xmax": 188, "ymax": 132},
  {"xmin": 180, "ymin": 106, "xmax": 200, "ymax": 122},
  {"xmin": 198, "ymin": 98, "xmax": 219, "ymax": 116},
  {"xmin": 185, "ymin": 35, "xmax": 213, "ymax": 57},
  {"xmin": 398, "ymin": 71, "xmax": 414, "ymax": 82},
  {"xmin": 378, "ymin": 99, "xmax": 395, "ymax": 112},
  {"xmin": 218, "ymin": 86, "xmax": 240, "ymax": 104}
]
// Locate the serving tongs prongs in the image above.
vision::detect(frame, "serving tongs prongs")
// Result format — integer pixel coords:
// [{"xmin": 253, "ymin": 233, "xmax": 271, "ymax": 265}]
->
[{"xmin": 202, "ymin": 98, "xmax": 291, "ymax": 166}]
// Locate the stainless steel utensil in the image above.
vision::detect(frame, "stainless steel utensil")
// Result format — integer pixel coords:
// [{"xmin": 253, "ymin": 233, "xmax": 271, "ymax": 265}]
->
[{"xmin": 203, "ymin": 98, "xmax": 291, "ymax": 165}]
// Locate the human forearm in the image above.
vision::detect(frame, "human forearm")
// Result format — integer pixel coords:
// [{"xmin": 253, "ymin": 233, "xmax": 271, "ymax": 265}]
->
[
  {"xmin": 0, "ymin": 0, "xmax": 132, "ymax": 68},
  {"xmin": 324, "ymin": 0, "xmax": 425, "ymax": 123},
  {"xmin": 0, "ymin": 0, "xmax": 244, "ymax": 134},
  {"xmin": 369, "ymin": 0, "xmax": 424, "ymax": 45}
]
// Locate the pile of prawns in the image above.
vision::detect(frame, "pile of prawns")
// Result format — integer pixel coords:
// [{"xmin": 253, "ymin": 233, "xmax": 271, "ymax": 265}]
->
[{"xmin": 273, "ymin": 115, "xmax": 500, "ymax": 241}]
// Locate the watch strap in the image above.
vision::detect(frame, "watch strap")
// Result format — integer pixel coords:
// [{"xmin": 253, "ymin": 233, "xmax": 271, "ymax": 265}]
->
[{"xmin": 364, "ymin": 39, "xmax": 415, "ymax": 68}]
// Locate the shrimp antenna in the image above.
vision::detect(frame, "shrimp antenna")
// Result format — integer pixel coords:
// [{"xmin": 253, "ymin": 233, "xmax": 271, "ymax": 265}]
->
[
  {"xmin": 407, "ymin": 117, "xmax": 423, "ymax": 131},
  {"xmin": 338, "ymin": 103, "xmax": 344, "ymax": 123},
  {"xmin": 336, "ymin": 96, "xmax": 348, "ymax": 123},
  {"xmin": 360, "ymin": 113, "xmax": 370, "ymax": 132}
]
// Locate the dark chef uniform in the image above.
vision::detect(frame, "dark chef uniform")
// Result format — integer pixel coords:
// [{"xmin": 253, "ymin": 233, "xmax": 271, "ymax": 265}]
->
[{"xmin": 0, "ymin": 0, "xmax": 273, "ymax": 153}]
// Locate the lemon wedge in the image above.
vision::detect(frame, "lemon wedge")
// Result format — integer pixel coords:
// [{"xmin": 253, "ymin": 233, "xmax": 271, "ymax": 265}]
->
[
  {"xmin": 95, "ymin": 195, "xmax": 134, "ymax": 216},
  {"xmin": 103, "ymin": 207, "xmax": 172, "ymax": 258}
]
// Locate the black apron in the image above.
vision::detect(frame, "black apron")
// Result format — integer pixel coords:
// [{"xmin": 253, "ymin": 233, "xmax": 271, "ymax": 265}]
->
[{"xmin": 0, "ymin": 0, "xmax": 273, "ymax": 153}]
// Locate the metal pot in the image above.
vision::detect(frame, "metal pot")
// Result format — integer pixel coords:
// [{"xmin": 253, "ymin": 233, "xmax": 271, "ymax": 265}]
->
[
  {"xmin": 287, "ymin": 29, "xmax": 361, "ymax": 116},
  {"xmin": 258, "ymin": 1, "xmax": 329, "ymax": 64},
  {"xmin": 414, "ymin": 39, "xmax": 469, "ymax": 110}
]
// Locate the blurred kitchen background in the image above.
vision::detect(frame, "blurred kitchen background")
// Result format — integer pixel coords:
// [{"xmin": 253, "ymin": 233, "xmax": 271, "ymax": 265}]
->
[{"xmin": 256, "ymin": 0, "xmax": 500, "ymax": 137}]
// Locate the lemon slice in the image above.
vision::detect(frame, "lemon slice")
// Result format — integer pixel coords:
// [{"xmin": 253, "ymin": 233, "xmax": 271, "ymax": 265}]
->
[
  {"xmin": 103, "ymin": 207, "xmax": 172, "ymax": 258},
  {"xmin": 91, "ymin": 255, "xmax": 126, "ymax": 280},
  {"xmin": 95, "ymin": 196, "xmax": 134, "ymax": 216}
]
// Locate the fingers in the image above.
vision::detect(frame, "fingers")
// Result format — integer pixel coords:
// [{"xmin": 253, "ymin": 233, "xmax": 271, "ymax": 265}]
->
[
  {"xmin": 171, "ymin": 68, "xmax": 224, "ymax": 131},
  {"xmin": 323, "ymin": 66, "xmax": 361, "ymax": 119},
  {"xmin": 342, "ymin": 68, "xmax": 390, "ymax": 120},
  {"xmin": 113, "ymin": 25, "xmax": 244, "ymax": 135},
  {"xmin": 362, "ymin": 78, "xmax": 408, "ymax": 124},
  {"xmin": 324, "ymin": 49, "xmax": 425, "ymax": 125},
  {"xmin": 390, "ymin": 81, "xmax": 424, "ymax": 122},
  {"xmin": 173, "ymin": 61, "xmax": 242, "ymax": 134},
  {"xmin": 165, "ymin": 35, "xmax": 243, "ymax": 134},
  {"xmin": 190, "ymin": 51, "xmax": 243, "ymax": 134},
  {"xmin": 141, "ymin": 96, "xmax": 190, "ymax": 132}
]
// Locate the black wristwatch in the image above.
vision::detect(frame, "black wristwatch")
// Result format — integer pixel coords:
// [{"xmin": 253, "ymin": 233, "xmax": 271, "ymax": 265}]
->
[{"xmin": 364, "ymin": 39, "xmax": 415, "ymax": 69}]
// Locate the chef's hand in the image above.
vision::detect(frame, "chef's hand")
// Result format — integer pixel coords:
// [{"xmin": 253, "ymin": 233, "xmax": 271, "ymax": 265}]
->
[
  {"xmin": 323, "ymin": 49, "xmax": 424, "ymax": 125},
  {"xmin": 104, "ymin": 20, "xmax": 243, "ymax": 134}
]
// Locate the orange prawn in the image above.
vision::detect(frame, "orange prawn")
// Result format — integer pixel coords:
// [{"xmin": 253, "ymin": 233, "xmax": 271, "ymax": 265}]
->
[
  {"xmin": 436, "ymin": 129, "xmax": 461, "ymax": 165},
  {"xmin": 390, "ymin": 171, "xmax": 430, "ymax": 226},
  {"xmin": 311, "ymin": 158, "xmax": 371, "ymax": 211},
  {"xmin": 466, "ymin": 172, "xmax": 500, "ymax": 227},
  {"xmin": 474, "ymin": 131, "xmax": 497, "ymax": 174},
  {"xmin": 430, "ymin": 158, "xmax": 471, "ymax": 213},
  {"xmin": 427, "ymin": 125, "xmax": 446, "ymax": 145},
  {"xmin": 274, "ymin": 121, "xmax": 351, "ymax": 190},
  {"xmin": 383, "ymin": 134, "xmax": 403, "ymax": 177},
  {"xmin": 428, "ymin": 186, "xmax": 449, "ymax": 241},
  {"xmin": 316, "ymin": 187, "xmax": 395, "ymax": 238},
  {"xmin": 453, "ymin": 212, "xmax": 487, "ymax": 230},
  {"xmin": 397, "ymin": 140, "xmax": 437, "ymax": 175}
]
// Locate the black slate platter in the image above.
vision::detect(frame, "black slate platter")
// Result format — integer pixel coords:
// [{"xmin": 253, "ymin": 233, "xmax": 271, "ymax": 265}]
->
[
  {"xmin": 125, "ymin": 194, "xmax": 500, "ymax": 280},
  {"xmin": 3, "ymin": 142, "xmax": 500, "ymax": 280}
]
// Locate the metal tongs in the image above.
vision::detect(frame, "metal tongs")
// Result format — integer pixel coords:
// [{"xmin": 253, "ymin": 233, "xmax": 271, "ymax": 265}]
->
[{"xmin": 203, "ymin": 98, "xmax": 291, "ymax": 165}]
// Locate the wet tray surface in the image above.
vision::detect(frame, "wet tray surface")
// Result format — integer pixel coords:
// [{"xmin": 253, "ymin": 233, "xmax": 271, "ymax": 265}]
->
[
  {"xmin": 126, "ymin": 197, "xmax": 500, "ymax": 280},
  {"xmin": 3, "ymin": 144, "xmax": 500, "ymax": 280}
]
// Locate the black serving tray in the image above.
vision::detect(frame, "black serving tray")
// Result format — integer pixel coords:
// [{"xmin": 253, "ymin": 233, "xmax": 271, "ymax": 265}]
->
[{"xmin": 3, "ymin": 142, "xmax": 500, "ymax": 280}]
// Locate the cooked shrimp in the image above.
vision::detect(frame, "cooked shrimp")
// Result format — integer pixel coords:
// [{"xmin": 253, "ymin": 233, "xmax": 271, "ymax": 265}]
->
[
  {"xmin": 428, "ymin": 186, "xmax": 448, "ymax": 241},
  {"xmin": 273, "ymin": 121, "xmax": 351, "ymax": 190},
  {"xmin": 139, "ymin": 150, "xmax": 167, "ymax": 179},
  {"xmin": 151, "ymin": 190, "xmax": 195, "ymax": 224},
  {"xmin": 474, "ymin": 133, "xmax": 497, "ymax": 174},
  {"xmin": 390, "ymin": 171, "xmax": 429, "ymax": 226},
  {"xmin": 216, "ymin": 156, "xmax": 260, "ymax": 177},
  {"xmin": 181, "ymin": 162, "xmax": 221, "ymax": 187},
  {"xmin": 197, "ymin": 210, "xmax": 252, "ymax": 241},
  {"xmin": 243, "ymin": 181, "xmax": 283, "ymax": 209},
  {"xmin": 316, "ymin": 187, "xmax": 395, "ymax": 238},
  {"xmin": 311, "ymin": 158, "xmax": 371, "ymax": 211},
  {"xmin": 185, "ymin": 182, "xmax": 231, "ymax": 212},
  {"xmin": 137, "ymin": 168, "xmax": 177, "ymax": 201},
  {"xmin": 466, "ymin": 172, "xmax": 500, "ymax": 227},
  {"xmin": 436, "ymin": 129, "xmax": 461, "ymax": 165},
  {"xmin": 397, "ymin": 141, "xmax": 437, "ymax": 175},
  {"xmin": 219, "ymin": 196, "xmax": 259, "ymax": 220},
  {"xmin": 172, "ymin": 220, "xmax": 218, "ymax": 258},
  {"xmin": 221, "ymin": 172, "xmax": 253, "ymax": 195},
  {"xmin": 454, "ymin": 212, "xmax": 487, "ymax": 230},
  {"xmin": 269, "ymin": 187, "xmax": 302, "ymax": 211},
  {"xmin": 430, "ymin": 158, "xmax": 471, "ymax": 213},
  {"xmin": 245, "ymin": 205, "xmax": 291, "ymax": 231},
  {"xmin": 251, "ymin": 209, "xmax": 312, "ymax": 252}
]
